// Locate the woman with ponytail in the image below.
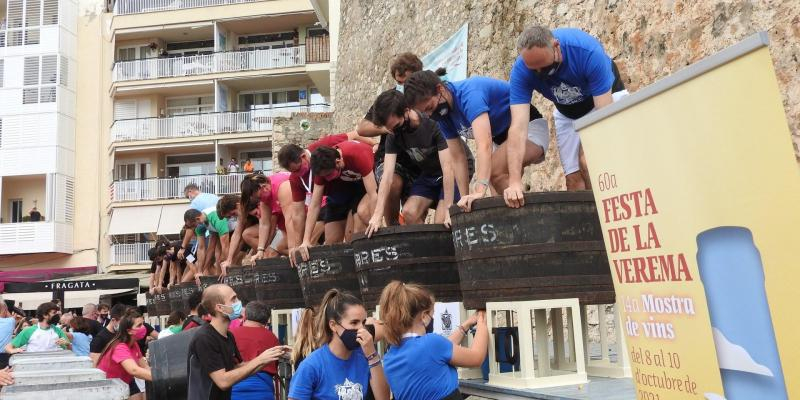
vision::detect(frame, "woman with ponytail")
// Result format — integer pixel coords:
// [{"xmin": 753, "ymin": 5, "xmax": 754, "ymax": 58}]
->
[
  {"xmin": 404, "ymin": 69, "xmax": 549, "ymax": 213},
  {"xmin": 222, "ymin": 172, "xmax": 293, "ymax": 269},
  {"xmin": 378, "ymin": 281, "xmax": 488, "ymax": 400},
  {"xmin": 97, "ymin": 308, "xmax": 152, "ymax": 399},
  {"xmin": 292, "ymin": 307, "xmax": 318, "ymax": 369},
  {"xmin": 289, "ymin": 289, "xmax": 390, "ymax": 400}
]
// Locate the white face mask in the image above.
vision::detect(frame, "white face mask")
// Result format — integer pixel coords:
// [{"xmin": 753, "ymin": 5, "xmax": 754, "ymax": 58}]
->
[{"xmin": 396, "ymin": 84, "xmax": 404, "ymax": 93}]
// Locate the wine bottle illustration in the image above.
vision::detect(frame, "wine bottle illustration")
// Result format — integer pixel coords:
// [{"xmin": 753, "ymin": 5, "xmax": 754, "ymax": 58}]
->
[{"xmin": 696, "ymin": 227, "xmax": 787, "ymax": 400}]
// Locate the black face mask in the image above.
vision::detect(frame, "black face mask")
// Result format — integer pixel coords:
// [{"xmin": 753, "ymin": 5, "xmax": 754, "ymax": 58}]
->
[
  {"xmin": 393, "ymin": 114, "xmax": 412, "ymax": 134},
  {"xmin": 49, "ymin": 314, "xmax": 61, "ymax": 326},
  {"xmin": 425, "ymin": 316, "xmax": 434, "ymax": 334},
  {"xmin": 430, "ymin": 95, "xmax": 451, "ymax": 122},
  {"xmin": 337, "ymin": 325, "xmax": 361, "ymax": 351},
  {"xmin": 536, "ymin": 46, "xmax": 561, "ymax": 80}
]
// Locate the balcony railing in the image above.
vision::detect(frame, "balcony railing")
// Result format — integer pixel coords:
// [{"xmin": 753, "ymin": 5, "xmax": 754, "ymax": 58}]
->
[
  {"xmin": 0, "ymin": 222, "xmax": 72, "ymax": 255},
  {"xmin": 111, "ymin": 173, "xmax": 249, "ymax": 202},
  {"xmin": 113, "ymin": 0, "xmax": 263, "ymax": 15},
  {"xmin": 111, "ymin": 242, "xmax": 154, "ymax": 265},
  {"xmin": 112, "ymin": 46, "xmax": 306, "ymax": 82},
  {"xmin": 110, "ymin": 105, "xmax": 330, "ymax": 143}
]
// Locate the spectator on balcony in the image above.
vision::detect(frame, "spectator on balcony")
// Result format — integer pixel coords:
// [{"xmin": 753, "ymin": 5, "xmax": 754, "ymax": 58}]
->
[
  {"xmin": 29, "ymin": 206, "xmax": 42, "ymax": 222},
  {"xmin": 228, "ymin": 158, "xmax": 240, "ymax": 174},
  {"xmin": 292, "ymin": 141, "xmax": 378, "ymax": 264},
  {"xmin": 217, "ymin": 158, "xmax": 228, "ymax": 175},
  {"xmin": 243, "ymin": 159, "xmax": 254, "ymax": 173}
]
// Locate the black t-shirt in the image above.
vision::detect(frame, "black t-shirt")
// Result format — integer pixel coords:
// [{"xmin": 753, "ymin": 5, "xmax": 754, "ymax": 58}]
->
[
  {"xmin": 188, "ymin": 323, "xmax": 242, "ymax": 400},
  {"xmin": 385, "ymin": 112, "xmax": 449, "ymax": 176},
  {"xmin": 90, "ymin": 327, "xmax": 115, "ymax": 354},
  {"xmin": 86, "ymin": 319, "xmax": 104, "ymax": 337},
  {"xmin": 364, "ymin": 105, "xmax": 420, "ymax": 176}
]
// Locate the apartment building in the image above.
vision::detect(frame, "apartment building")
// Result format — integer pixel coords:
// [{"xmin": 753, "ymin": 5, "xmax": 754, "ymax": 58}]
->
[{"xmin": 0, "ymin": 0, "xmax": 339, "ymax": 285}]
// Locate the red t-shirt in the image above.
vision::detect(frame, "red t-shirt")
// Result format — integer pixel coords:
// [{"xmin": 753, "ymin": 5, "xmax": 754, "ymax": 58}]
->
[
  {"xmin": 98, "ymin": 341, "xmax": 142, "ymax": 384},
  {"xmin": 312, "ymin": 140, "xmax": 374, "ymax": 187},
  {"xmin": 229, "ymin": 325, "xmax": 280, "ymax": 375},
  {"xmin": 259, "ymin": 172, "xmax": 291, "ymax": 214},
  {"xmin": 290, "ymin": 133, "xmax": 350, "ymax": 202}
]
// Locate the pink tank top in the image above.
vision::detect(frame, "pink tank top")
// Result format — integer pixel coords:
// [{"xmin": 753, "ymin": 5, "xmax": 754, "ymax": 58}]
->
[{"xmin": 259, "ymin": 172, "xmax": 291, "ymax": 215}]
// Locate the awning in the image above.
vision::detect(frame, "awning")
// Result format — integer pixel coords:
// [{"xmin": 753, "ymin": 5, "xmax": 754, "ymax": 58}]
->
[
  {"xmin": 1, "ymin": 292, "xmax": 54, "ymax": 310},
  {"xmin": 157, "ymin": 204, "xmax": 190, "ymax": 236},
  {"xmin": 108, "ymin": 205, "xmax": 162, "ymax": 235},
  {"xmin": 64, "ymin": 288, "xmax": 137, "ymax": 309}
]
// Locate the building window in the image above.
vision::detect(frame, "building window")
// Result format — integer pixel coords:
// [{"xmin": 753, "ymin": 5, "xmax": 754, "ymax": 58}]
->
[
  {"xmin": 5, "ymin": 0, "xmax": 57, "ymax": 47},
  {"xmin": 10, "ymin": 199, "xmax": 23, "ymax": 223},
  {"xmin": 21, "ymin": 55, "xmax": 58, "ymax": 104},
  {"xmin": 0, "ymin": 60, "xmax": 4, "ymax": 87},
  {"xmin": 165, "ymin": 96, "xmax": 214, "ymax": 116}
]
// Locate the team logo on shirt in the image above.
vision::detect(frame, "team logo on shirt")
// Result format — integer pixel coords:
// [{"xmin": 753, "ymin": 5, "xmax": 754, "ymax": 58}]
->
[
  {"xmin": 551, "ymin": 82, "xmax": 585, "ymax": 105},
  {"xmin": 335, "ymin": 378, "xmax": 364, "ymax": 400},
  {"xmin": 456, "ymin": 125, "xmax": 474, "ymax": 139}
]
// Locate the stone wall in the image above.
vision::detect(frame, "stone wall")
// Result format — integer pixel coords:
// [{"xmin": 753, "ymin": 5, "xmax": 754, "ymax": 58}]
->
[
  {"xmin": 335, "ymin": 0, "xmax": 800, "ymax": 191},
  {"xmin": 271, "ymin": 112, "xmax": 335, "ymax": 171}
]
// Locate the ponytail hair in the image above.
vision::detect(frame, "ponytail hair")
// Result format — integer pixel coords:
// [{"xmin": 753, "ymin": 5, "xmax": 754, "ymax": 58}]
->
[
  {"xmin": 403, "ymin": 70, "xmax": 446, "ymax": 108},
  {"xmin": 240, "ymin": 173, "xmax": 268, "ymax": 223},
  {"xmin": 315, "ymin": 288, "xmax": 363, "ymax": 344},
  {"xmin": 292, "ymin": 307, "xmax": 318, "ymax": 365},
  {"xmin": 378, "ymin": 281, "xmax": 434, "ymax": 346}
]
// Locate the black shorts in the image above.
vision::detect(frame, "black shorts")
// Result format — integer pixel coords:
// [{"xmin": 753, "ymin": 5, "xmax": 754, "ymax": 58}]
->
[
  {"xmin": 324, "ymin": 182, "xmax": 366, "ymax": 223},
  {"xmin": 129, "ymin": 379, "xmax": 141, "ymax": 395},
  {"xmin": 375, "ymin": 161, "xmax": 417, "ymax": 201},
  {"xmin": 317, "ymin": 205, "xmax": 327, "ymax": 222}
]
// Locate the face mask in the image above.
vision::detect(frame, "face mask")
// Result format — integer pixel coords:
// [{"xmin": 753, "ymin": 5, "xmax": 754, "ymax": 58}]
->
[
  {"xmin": 536, "ymin": 47, "xmax": 561, "ymax": 79},
  {"xmin": 395, "ymin": 84, "xmax": 404, "ymax": 93},
  {"xmin": 422, "ymin": 313, "xmax": 434, "ymax": 334},
  {"xmin": 48, "ymin": 314, "xmax": 61, "ymax": 326},
  {"xmin": 393, "ymin": 114, "xmax": 411, "ymax": 134},
  {"xmin": 322, "ymin": 169, "xmax": 341, "ymax": 182},
  {"xmin": 297, "ymin": 160, "xmax": 310, "ymax": 176},
  {"xmin": 430, "ymin": 95, "xmax": 450, "ymax": 122},
  {"xmin": 220, "ymin": 300, "xmax": 243, "ymax": 320},
  {"xmin": 112, "ymin": 322, "xmax": 119, "ymax": 332},
  {"xmin": 337, "ymin": 324, "xmax": 361, "ymax": 351},
  {"xmin": 132, "ymin": 326, "xmax": 147, "ymax": 341}
]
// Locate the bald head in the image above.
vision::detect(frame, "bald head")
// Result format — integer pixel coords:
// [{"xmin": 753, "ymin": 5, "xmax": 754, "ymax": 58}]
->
[{"xmin": 202, "ymin": 284, "xmax": 237, "ymax": 318}]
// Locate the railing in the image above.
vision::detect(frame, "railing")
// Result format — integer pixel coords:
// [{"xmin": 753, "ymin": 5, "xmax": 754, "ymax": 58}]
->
[
  {"xmin": 111, "ymin": 173, "xmax": 249, "ymax": 202},
  {"xmin": 113, "ymin": 0, "xmax": 263, "ymax": 15},
  {"xmin": 110, "ymin": 105, "xmax": 330, "ymax": 142},
  {"xmin": 306, "ymin": 35, "xmax": 330, "ymax": 63},
  {"xmin": 0, "ymin": 222, "xmax": 72, "ymax": 254},
  {"xmin": 110, "ymin": 242, "xmax": 154, "ymax": 265},
  {"xmin": 112, "ymin": 46, "xmax": 305, "ymax": 82}
]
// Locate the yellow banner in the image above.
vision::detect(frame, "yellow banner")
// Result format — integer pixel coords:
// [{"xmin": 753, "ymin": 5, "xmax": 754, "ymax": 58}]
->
[{"xmin": 577, "ymin": 33, "xmax": 797, "ymax": 400}]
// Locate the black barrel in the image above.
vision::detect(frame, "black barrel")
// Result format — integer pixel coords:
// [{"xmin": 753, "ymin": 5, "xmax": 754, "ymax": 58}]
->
[
  {"xmin": 145, "ymin": 293, "xmax": 157, "ymax": 317},
  {"xmin": 254, "ymin": 257, "xmax": 305, "ymax": 310},
  {"xmin": 352, "ymin": 225, "xmax": 462, "ymax": 309},
  {"xmin": 147, "ymin": 327, "xmax": 201, "ymax": 400},
  {"xmin": 296, "ymin": 244, "xmax": 361, "ymax": 307},
  {"xmin": 153, "ymin": 291, "xmax": 170, "ymax": 316},
  {"xmin": 227, "ymin": 266, "xmax": 255, "ymax": 304},
  {"xmin": 178, "ymin": 283, "xmax": 199, "ymax": 313},
  {"xmin": 198, "ymin": 275, "xmax": 219, "ymax": 291},
  {"xmin": 450, "ymin": 191, "xmax": 615, "ymax": 310}
]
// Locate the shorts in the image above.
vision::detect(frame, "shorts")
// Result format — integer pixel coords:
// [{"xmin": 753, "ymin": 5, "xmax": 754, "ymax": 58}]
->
[
  {"xmin": 491, "ymin": 105, "xmax": 549, "ymax": 156},
  {"xmin": 317, "ymin": 205, "xmax": 327, "ymax": 222},
  {"xmin": 409, "ymin": 174, "xmax": 462, "ymax": 202},
  {"xmin": 375, "ymin": 161, "xmax": 416, "ymax": 201},
  {"xmin": 324, "ymin": 182, "xmax": 366, "ymax": 223},
  {"xmin": 554, "ymin": 90, "xmax": 629, "ymax": 174},
  {"xmin": 129, "ymin": 379, "xmax": 141, "ymax": 395}
]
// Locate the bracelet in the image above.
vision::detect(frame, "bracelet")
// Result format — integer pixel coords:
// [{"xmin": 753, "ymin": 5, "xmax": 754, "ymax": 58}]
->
[
  {"xmin": 365, "ymin": 351, "xmax": 378, "ymax": 361},
  {"xmin": 459, "ymin": 325, "xmax": 469, "ymax": 336},
  {"xmin": 257, "ymin": 247, "xmax": 265, "ymax": 252},
  {"xmin": 368, "ymin": 359, "xmax": 382, "ymax": 368}
]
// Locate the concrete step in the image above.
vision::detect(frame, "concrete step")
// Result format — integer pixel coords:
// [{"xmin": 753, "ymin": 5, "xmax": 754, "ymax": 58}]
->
[
  {"xmin": 12, "ymin": 368, "xmax": 107, "ymax": 386},
  {"xmin": 0, "ymin": 378, "xmax": 129, "ymax": 400},
  {"xmin": 7, "ymin": 350, "xmax": 74, "ymax": 359},
  {"xmin": 9, "ymin": 355, "xmax": 93, "ymax": 372}
]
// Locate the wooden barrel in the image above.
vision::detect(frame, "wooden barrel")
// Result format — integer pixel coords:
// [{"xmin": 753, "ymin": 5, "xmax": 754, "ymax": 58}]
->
[
  {"xmin": 168, "ymin": 285, "xmax": 184, "ymax": 313},
  {"xmin": 227, "ymin": 266, "xmax": 255, "ymax": 304},
  {"xmin": 253, "ymin": 257, "xmax": 306, "ymax": 310},
  {"xmin": 351, "ymin": 225, "xmax": 462, "ymax": 309},
  {"xmin": 198, "ymin": 275, "xmax": 218, "ymax": 291},
  {"xmin": 449, "ymin": 191, "xmax": 615, "ymax": 310},
  {"xmin": 153, "ymin": 291, "xmax": 170, "ymax": 316},
  {"xmin": 148, "ymin": 327, "xmax": 200, "ymax": 400},
  {"xmin": 296, "ymin": 244, "xmax": 361, "ymax": 307},
  {"xmin": 145, "ymin": 293, "xmax": 157, "ymax": 317}
]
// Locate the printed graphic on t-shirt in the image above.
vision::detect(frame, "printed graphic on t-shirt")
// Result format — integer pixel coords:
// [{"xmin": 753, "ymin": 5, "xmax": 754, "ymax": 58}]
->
[
  {"xmin": 406, "ymin": 146, "xmax": 437, "ymax": 163},
  {"xmin": 552, "ymin": 82, "xmax": 585, "ymax": 105},
  {"xmin": 456, "ymin": 125, "xmax": 473, "ymax": 139},
  {"xmin": 334, "ymin": 378, "xmax": 364, "ymax": 400},
  {"xmin": 340, "ymin": 170, "xmax": 363, "ymax": 182}
]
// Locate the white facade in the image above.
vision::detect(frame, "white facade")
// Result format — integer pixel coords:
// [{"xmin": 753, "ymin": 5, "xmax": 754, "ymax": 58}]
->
[{"xmin": 0, "ymin": 0, "xmax": 77, "ymax": 254}]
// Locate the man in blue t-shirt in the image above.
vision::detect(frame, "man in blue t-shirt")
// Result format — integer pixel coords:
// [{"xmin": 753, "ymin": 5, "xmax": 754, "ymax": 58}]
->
[{"xmin": 505, "ymin": 26, "xmax": 627, "ymax": 204}]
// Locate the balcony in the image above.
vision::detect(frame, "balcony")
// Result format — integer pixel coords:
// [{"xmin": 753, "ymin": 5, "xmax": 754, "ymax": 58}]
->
[
  {"xmin": 112, "ymin": 46, "xmax": 306, "ymax": 83},
  {"xmin": 113, "ymin": 0, "xmax": 265, "ymax": 15},
  {"xmin": 111, "ymin": 172, "xmax": 247, "ymax": 202},
  {"xmin": 0, "ymin": 222, "xmax": 73, "ymax": 254},
  {"xmin": 110, "ymin": 242, "xmax": 154, "ymax": 265},
  {"xmin": 110, "ymin": 105, "xmax": 330, "ymax": 143}
]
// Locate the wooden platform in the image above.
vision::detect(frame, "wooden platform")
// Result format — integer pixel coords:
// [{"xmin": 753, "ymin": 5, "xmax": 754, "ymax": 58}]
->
[{"xmin": 460, "ymin": 376, "xmax": 636, "ymax": 400}]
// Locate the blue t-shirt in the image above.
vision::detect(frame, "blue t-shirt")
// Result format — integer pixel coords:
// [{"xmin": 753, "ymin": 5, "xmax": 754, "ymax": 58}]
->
[
  {"xmin": 190, "ymin": 192, "xmax": 219, "ymax": 212},
  {"xmin": 70, "ymin": 332, "xmax": 92, "ymax": 357},
  {"xmin": 510, "ymin": 28, "xmax": 614, "ymax": 107},
  {"xmin": 0, "ymin": 317, "xmax": 15, "ymax": 353},
  {"xmin": 288, "ymin": 344, "xmax": 370, "ymax": 400},
  {"xmin": 383, "ymin": 334, "xmax": 457, "ymax": 400},
  {"xmin": 437, "ymin": 77, "xmax": 512, "ymax": 140}
]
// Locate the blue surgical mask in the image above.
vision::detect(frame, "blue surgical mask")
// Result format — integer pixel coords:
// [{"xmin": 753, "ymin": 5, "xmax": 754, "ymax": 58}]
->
[
  {"xmin": 395, "ymin": 84, "xmax": 404, "ymax": 93},
  {"xmin": 220, "ymin": 301, "xmax": 242, "ymax": 320}
]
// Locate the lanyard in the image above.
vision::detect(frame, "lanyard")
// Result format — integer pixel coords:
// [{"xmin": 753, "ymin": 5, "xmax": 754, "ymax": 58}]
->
[{"xmin": 301, "ymin": 169, "xmax": 313, "ymax": 193}]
